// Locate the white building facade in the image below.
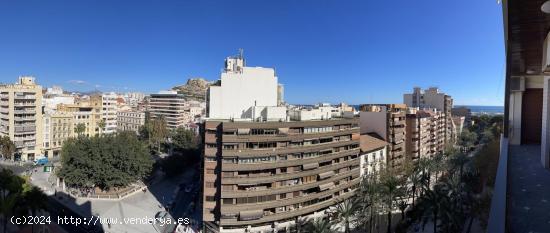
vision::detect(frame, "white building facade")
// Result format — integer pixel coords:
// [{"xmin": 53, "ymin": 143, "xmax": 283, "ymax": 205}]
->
[
  {"xmin": 207, "ymin": 54, "xmax": 283, "ymax": 120},
  {"xmin": 101, "ymin": 92, "xmax": 118, "ymax": 134}
]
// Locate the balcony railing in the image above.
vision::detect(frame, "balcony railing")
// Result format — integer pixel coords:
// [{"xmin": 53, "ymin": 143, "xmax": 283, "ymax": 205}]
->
[{"xmin": 487, "ymin": 134, "xmax": 507, "ymax": 233}]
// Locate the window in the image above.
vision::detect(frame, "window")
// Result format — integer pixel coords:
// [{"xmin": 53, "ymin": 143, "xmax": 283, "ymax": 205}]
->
[
  {"xmin": 223, "ymin": 199, "xmax": 233, "ymax": 205},
  {"xmin": 223, "ymin": 144, "xmax": 236, "ymax": 150}
]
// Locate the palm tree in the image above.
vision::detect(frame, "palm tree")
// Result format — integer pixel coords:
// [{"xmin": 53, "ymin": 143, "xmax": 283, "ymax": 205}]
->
[
  {"xmin": 294, "ymin": 216, "xmax": 308, "ymax": 233},
  {"xmin": 24, "ymin": 186, "xmax": 48, "ymax": 233},
  {"xmin": 419, "ymin": 183, "xmax": 448, "ymax": 233},
  {"xmin": 305, "ymin": 218, "xmax": 333, "ymax": 233},
  {"xmin": 397, "ymin": 200, "xmax": 408, "ymax": 221},
  {"xmin": 335, "ymin": 199, "xmax": 356, "ymax": 233},
  {"xmin": 449, "ymin": 153, "xmax": 469, "ymax": 179},
  {"xmin": 74, "ymin": 123, "xmax": 86, "ymax": 136},
  {"xmin": 432, "ymin": 153, "xmax": 445, "ymax": 181},
  {"xmin": 355, "ymin": 174, "xmax": 382, "ymax": 233},
  {"xmin": 407, "ymin": 168, "xmax": 422, "ymax": 208},
  {"xmin": 0, "ymin": 194, "xmax": 17, "ymax": 233},
  {"xmin": 379, "ymin": 169, "xmax": 402, "ymax": 233},
  {"xmin": 417, "ymin": 158, "xmax": 434, "ymax": 194},
  {"xmin": 98, "ymin": 119, "xmax": 106, "ymax": 135}
]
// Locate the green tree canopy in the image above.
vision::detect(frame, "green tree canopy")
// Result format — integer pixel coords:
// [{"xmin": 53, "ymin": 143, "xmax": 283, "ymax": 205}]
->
[
  {"xmin": 0, "ymin": 136, "xmax": 15, "ymax": 160},
  {"xmin": 59, "ymin": 131, "xmax": 153, "ymax": 190},
  {"xmin": 171, "ymin": 127, "xmax": 198, "ymax": 152},
  {"xmin": 139, "ymin": 117, "xmax": 168, "ymax": 153},
  {"xmin": 74, "ymin": 123, "xmax": 86, "ymax": 136}
]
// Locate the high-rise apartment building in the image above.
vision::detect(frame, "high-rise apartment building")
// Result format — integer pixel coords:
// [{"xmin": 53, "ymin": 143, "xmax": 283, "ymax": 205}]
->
[
  {"xmin": 202, "ymin": 54, "xmax": 360, "ymax": 233},
  {"xmin": 359, "ymin": 104, "xmax": 407, "ymax": 169},
  {"xmin": 404, "ymin": 87, "xmax": 454, "ymax": 142},
  {"xmin": 148, "ymin": 91, "xmax": 188, "ymax": 129},
  {"xmin": 0, "ymin": 77, "xmax": 44, "ymax": 161},
  {"xmin": 405, "ymin": 108, "xmax": 445, "ymax": 161},
  {"xmin": 202, "ymin": 119, "xmax": 361, "ymax": 233}
]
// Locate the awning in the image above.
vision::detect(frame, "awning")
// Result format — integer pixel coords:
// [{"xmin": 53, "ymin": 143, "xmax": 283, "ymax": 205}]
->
[
  {"xmin": 278, "ymin": 128, "xmax": 289, "ymax": 134},
  {"xmin": 239, "ymin": 210, "xmax": 264, "ymax": 221},
  {"xmin": 237, "ymin": 128, "xmax": 250, "ymax": 135},
  {"xmin": 302, "ymin": 163, "xmax": 319, "ymax": 170},
  {"xmin": 318, "ymin": 171, "xmax": 335, "ymax": 179},
  {"xmin": 319, "ymin": 182, "xmax": 335, "ymax": 191}
]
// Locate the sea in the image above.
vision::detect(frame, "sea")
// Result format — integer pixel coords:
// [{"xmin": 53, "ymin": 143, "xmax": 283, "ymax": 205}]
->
[
  {"xmin": 348, "ymin": 104, "xmax": 504, "ymax": 116},
  {"xmin": 455, "ymin": 105, "xmax": 504, "ymax": 116}
]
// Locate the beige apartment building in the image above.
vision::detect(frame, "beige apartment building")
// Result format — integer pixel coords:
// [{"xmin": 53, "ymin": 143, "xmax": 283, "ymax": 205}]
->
[
  {"xmin": 404, "ymin": 87, "xmax": 454, "ymax": 143},
  {"xmin": 405, "ymin": 109, "xmax": 445, "ymax": 162},
  {"xmin": 117, "ymin": 110, "xmax": 145, "ymax": 133},
  {"xmin": 57, "ymin": 103, "xmax": 101, "ymax": 137},
  {"xmin": 90, "ymin": 93, "xmax": 118, "ymax": 134},
  {"xmin": 43, "ymin": 112, "xmax": 74, "ymax": 157},
  {"xmin": 359, "ymin": 104, "xmax": 407, "ymax": 169},
  {"xmin": 202, "ymin": 118, "xmax": 361, "ymax": 233},
  {"xmin": 0, "ymin": 77, "xmax": 43, "ymax": 161},
  {"xmin": 42, "ymin": 99, "xmax": 103, "ymax": 156},
  {"xmin": 148, "ymin": 91, "xmax": 188, "ymax": 129}
]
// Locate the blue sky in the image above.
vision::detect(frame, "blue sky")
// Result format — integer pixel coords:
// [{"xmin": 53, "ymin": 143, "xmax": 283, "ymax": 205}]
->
[{"xmin": 0, "ymin": 0, "xmax": 504, "ymax": 106}]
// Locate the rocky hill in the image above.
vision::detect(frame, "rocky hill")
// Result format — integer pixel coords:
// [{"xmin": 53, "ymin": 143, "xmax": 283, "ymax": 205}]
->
[{"xmin": 172, "ymin": 78, "xmax": 212, "ymax": 102}]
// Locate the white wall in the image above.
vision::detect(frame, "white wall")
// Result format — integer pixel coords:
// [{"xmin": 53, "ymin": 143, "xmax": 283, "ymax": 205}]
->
[
  {"xmin": 359, "ymin": 112, "xmax": 387, "ymax": 139},
  {"xmin": 43, "ymin": 96, "xmax": 75, "ymax": 113},
  {"xmin": 208, "ymin": 67, "xmax": 278, "ymax": 119},
  {"xmin": 509, "ymin": 91, "xmax": 523, "ymax": 145},
  {"xmin": 288, "ymin": 108, "xmax": 332, "ymax": 121},
  {"xmin": 360, "ymin": 147, "xmax": 386, "ymax": 177}
]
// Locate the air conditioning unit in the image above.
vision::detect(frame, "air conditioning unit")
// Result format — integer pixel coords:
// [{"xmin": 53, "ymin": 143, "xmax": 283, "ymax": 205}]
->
[{"xmin": 510, "ymin": 77, "xmax": 525, "ymax": 92}]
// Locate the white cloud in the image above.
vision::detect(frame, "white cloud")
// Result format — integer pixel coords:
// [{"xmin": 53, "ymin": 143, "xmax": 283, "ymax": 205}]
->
[{"xmin": 67, "ymin": 80, "xmax": 87, "ymax": 85}]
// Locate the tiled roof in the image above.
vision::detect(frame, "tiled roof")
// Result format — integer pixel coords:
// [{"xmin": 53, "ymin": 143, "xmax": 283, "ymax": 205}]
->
[{"xmin": 360, "ymin": 133, "xmax": 387, "ymax": 152}]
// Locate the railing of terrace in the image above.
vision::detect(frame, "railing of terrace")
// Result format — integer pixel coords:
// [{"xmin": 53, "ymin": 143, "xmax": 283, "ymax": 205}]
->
[{"xmin": 487, "ymin": 134, "xmax": 508, "ymax": 233}]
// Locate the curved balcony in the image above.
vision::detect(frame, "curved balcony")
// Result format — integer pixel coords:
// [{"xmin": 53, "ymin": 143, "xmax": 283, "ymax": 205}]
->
[
  {"xmin": 221, "ymin": 177, "xmax": 359, "ymax": 214},
  {"xmin": 222, "ymin": 128, "xmax": 359, "ymax": 143},
  {"xmin": 222, "ymin": 140, "xmax": 359, "ymax": 158},
  {"xmin": 221, "ymin": 148, "xmax": 359, "ymax": 171},
  {"xmin": 221, "ymin": 168, "xmax": 360, "ymax": 198},
  {"xmin": 221, "ymin": 158, "xmax": 359, "ymax": 185},
  {"xmin": 220, "ymin": 188, "xmax": 356, "ymax": 226},
  {"xmin": 222, "ymin": 119, "xmax": 359, "ymax": 130}
]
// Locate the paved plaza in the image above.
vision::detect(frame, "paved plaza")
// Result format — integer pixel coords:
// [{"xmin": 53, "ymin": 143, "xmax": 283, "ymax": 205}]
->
[{"xmin": 30, "ymin": 167, "xmax": 199, "ymax": 233}]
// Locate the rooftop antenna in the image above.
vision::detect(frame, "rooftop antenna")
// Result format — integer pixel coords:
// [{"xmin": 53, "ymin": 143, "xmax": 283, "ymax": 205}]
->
[{"xmin": 238, "ymin": 48, "xmax": 244, "ymax": 59}]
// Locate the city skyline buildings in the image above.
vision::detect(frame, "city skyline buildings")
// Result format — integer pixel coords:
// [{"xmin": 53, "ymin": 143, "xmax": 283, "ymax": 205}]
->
[{"xmin": 0, "ymin": 0, "xmax": 504, "ymax": 106}]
